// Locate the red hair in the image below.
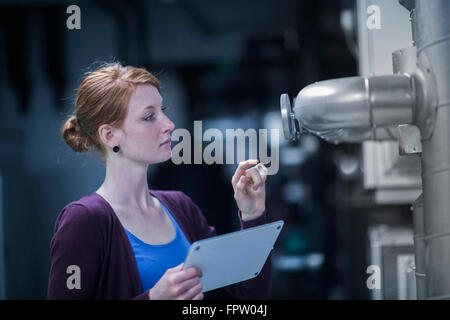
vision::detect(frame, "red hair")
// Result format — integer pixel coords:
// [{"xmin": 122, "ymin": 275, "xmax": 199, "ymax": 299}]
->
[{"xmin": 61, "ymin": 62, "xmax": 160, "ymax": 159}]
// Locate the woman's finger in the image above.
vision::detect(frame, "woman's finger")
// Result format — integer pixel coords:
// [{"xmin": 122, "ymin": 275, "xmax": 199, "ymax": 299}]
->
[
  {"xmin": 179, "ymin": 282, "xmax": 203, "ymax": 300},
  {"xmin": 245, "ymin": 167, "xmax": 263, "ymax": 190},
  {"xmin": 235, "ymin": 175, "xmax": 247, "ymax": 196},
  {"xmin": 256, "ymin": 163, "xmax": 268, "ymax": 182},
  {"xmin": 175, "ymin": 277, "xmax": 200, "ymax": 297},
  {"xmin": 192, "ymin": 292, "xmax": 204, "ymax": 300},
  {"xmin": 231, "ymin": 159, "xmax": 258, "ymax": 187},
  {"xmin": 169, "ymin": 263, "xmax": 184, "ymax": 273},
  {"xmin": 172, "ymin": 267, "xmax": 201, "ymax": 284}
]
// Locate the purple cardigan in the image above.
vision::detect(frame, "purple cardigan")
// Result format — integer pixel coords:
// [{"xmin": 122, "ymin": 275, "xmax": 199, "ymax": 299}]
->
[{"xmin": 47, "ymin": 189, "xmax": 271, "ymax": 300}]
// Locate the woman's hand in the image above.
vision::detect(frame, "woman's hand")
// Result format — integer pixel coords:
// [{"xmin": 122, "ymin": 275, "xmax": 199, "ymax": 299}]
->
[
  {"xmin": 149, "ymin": 263, "xmax": 204, "ymax": 300},
  {"xmin": 231, "ymin": 159, "xmax": 268, "ymax": 221}
]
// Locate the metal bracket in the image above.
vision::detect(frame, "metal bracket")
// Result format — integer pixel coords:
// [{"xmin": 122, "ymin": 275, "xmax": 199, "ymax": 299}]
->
[
  {"xmin": 392, "ymin": 47, "xmax": 417, "ymax": 75},
  {"xmin": 397, "ymin": 124, "xmax": 422, "ymax": 155}
]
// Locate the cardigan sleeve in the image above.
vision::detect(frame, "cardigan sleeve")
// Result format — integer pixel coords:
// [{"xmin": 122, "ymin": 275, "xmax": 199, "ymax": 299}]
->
[
  {"xmin": 47, "ymin": 204, "xmax": 105, "ymax": 299},
  {"xmin": 180, "ymin": 192, "xmax": 272, "ymax": 300}
]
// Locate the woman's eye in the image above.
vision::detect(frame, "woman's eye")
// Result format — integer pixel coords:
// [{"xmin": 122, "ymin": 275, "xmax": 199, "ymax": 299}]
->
[{"xmin": 144, "ymin": 107, "xmax": 168, "ymax": 121}]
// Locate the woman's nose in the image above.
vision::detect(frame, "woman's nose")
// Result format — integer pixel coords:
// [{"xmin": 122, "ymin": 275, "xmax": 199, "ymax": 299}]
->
[{"xmin": 162, "ymin": 114, "xmax": 175, "ymax": 132}]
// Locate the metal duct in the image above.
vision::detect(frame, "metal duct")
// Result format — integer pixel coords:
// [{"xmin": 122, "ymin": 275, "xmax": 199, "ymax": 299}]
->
[
  {"xmin": 280, "ymin": 74, "xmax": 415, "ymax": 144},
  {"xmin": 412, "ymin": 0, "xmax": 450, "ymax": 300}
]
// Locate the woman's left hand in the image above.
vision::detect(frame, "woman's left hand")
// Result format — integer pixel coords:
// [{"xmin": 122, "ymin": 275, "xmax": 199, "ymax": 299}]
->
[{"xmin": 231, "ymin": 159, "xmax": 268, "ymax": 221}]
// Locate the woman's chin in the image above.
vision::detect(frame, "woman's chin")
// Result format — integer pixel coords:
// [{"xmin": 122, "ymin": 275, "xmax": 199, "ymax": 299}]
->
[
  {"xmin": 159, "ymin": 151, "xmax": 173, "ymax": 163},
  {"xmin": 143, "ymin": 152, "xmax": 172, "ymax": 166}
]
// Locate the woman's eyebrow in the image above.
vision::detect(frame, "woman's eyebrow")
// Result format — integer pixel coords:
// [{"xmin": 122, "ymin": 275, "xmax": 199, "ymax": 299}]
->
[
  {"xmin": 142, "ymin": 103, "xmax": 164, "ymax": 111},
  {"xmin": 141, "ymin": 105, "xmax": 156, "ymax": 114}
]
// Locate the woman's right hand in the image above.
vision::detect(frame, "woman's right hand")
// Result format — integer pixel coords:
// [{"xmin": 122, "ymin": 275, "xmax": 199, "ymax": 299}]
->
[{"xmin": 149, "ymin": 263, "xmax": 204, "ymax": 300}]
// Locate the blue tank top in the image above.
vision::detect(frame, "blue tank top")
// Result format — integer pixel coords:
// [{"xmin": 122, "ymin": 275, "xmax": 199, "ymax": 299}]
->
[{"xmin": 124, "ymin": 202, "xmax": 191, "ymax": 292}]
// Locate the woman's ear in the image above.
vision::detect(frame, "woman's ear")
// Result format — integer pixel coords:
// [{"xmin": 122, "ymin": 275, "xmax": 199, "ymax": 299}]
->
[{"xmin": 98, "ymin": 124, "xmax": 120, "ymax": 148}]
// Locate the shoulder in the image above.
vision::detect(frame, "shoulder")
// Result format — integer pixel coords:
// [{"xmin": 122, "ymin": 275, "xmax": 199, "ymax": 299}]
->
[
  {"xmin": 54, "ymin": 193, "xmax": 111, "ymax": 232},
  {"xmin": 50, "ymin": 194, "xmax": 109, "ymax": 262}
]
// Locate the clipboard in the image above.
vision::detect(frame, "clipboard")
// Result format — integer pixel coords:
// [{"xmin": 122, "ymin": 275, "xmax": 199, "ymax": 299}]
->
[{"xmin": 183, "ymin": 220, "xmax": 284, "ymax": 293}]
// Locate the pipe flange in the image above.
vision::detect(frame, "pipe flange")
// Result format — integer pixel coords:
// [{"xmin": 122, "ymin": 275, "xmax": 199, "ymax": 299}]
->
[
  {"xmin": 414, "ymin": 52, "xmax": 438, "ymax": 141},
  {"xmin": 280, "ymin": 93, "xmax": 299, "ymax": 141}
]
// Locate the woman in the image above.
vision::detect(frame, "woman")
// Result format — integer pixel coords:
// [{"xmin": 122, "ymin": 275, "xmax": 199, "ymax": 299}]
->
[{"xmin": 48, "ymin": 62, "xmax": 270, "ymax": 300}]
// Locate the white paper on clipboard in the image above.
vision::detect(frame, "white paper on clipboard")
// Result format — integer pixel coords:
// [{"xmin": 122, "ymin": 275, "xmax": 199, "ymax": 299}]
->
[{"xmin": 183, "ymin": 220, "xmax": 284, "ymax": 293}]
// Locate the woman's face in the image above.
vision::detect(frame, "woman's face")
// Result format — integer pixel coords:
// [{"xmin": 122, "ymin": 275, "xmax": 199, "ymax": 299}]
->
[{"xmin": 119, "ymin": 84, "xmax": 175, "ymax": 165}]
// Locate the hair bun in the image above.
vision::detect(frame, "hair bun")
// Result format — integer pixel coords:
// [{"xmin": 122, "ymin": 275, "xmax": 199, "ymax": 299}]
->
[{"xmin": 61, "ymin": 115, "xmax": 91, "ymax": 153}]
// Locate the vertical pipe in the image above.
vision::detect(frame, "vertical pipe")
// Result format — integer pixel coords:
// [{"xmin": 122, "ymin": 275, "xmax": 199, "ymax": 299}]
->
[
  {"xmin": 412, "ymin": 194, "xmax": 426, "ymax": 299},
  {"xmin": 414, "ymin": 0, "xmax": 450, "ymax": 299}
]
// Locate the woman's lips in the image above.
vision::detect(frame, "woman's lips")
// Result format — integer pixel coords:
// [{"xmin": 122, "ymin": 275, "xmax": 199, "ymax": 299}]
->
[{"xmin": 160, "ymin": 140, "xmax": 171, "ymax": 147}]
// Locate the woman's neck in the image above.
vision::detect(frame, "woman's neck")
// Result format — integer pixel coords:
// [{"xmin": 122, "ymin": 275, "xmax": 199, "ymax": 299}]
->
[{"xmin": 96, "ymin": 159, "xmax": 153, "ymax": 210}]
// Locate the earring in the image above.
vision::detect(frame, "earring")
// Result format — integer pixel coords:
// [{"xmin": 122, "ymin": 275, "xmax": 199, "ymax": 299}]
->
[{"xmin": 113, "ymin": 146, "xmax": 120, "ymax": 153}]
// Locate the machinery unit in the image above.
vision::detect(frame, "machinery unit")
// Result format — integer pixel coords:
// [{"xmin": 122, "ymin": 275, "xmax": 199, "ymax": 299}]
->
[{"xmin": 280, "ymin": 0, "xmax": 450, "ymax": 299}]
